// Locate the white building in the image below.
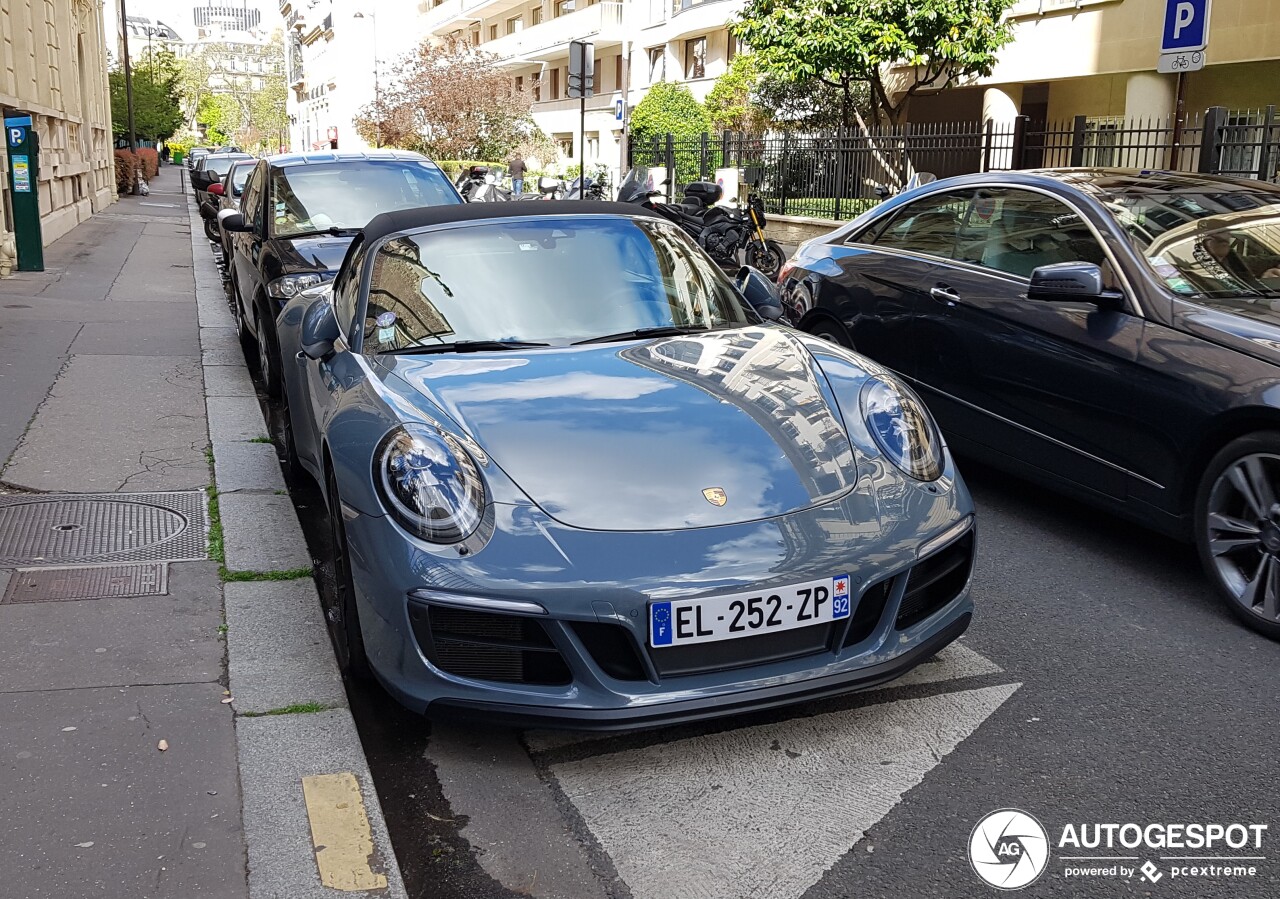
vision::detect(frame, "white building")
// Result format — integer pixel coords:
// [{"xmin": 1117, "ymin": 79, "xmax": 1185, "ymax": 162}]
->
[{"xmin": 418, "ymin": 0, "xmax": 742, "ymax": 178}]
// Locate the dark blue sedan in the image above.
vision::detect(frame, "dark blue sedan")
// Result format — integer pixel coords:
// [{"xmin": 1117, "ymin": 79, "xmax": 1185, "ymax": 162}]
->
[
  {"xmin": 779, "ymin": 169, "xmax": 1280, "ymax": 638},
  {"xmin": 274, "ymin": 201, "xmax": 976, "ymax": 728}
]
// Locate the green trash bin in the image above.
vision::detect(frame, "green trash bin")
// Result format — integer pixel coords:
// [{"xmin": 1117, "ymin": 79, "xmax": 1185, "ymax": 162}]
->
[{"xmin": 172, "ymin": 149, "xmax": 184, "ymax": 166}]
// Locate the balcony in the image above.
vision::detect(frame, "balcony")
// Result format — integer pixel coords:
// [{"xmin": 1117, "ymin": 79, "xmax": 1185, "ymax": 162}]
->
[
  {"xmin": 482, "ymin": 2, "xmax": 624, "ymax": 64},
  {"xmin": 421, "ymin": 0, "xmax": 529, "ymax": 35}
]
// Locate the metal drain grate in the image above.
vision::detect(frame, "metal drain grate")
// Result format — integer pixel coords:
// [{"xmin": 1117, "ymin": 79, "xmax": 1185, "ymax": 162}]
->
[
  {"xmin": 2, "ymin": 563, "xmax": 169, "ymax": 603},
  {"xmin": 0, "ymin": 492, "xmax": 209, "ymax": 566}
]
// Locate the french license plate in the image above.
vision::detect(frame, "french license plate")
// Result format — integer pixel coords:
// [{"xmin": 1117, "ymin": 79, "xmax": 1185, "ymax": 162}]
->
[{"xmin": 649, "ymin": 574, "xmax": 852, "ymax": 648}]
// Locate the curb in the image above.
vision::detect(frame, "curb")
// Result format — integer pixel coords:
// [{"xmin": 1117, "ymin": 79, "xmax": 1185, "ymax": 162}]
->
[{"xmin": 187, "ymin": 200, "xmax": 408, "ymax": 899}]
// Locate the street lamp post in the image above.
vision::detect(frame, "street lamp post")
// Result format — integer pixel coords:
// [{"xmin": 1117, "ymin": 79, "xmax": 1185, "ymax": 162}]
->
[{"xmin": 353, "ymin": 11, "xmax": 381, "ymax": 148}]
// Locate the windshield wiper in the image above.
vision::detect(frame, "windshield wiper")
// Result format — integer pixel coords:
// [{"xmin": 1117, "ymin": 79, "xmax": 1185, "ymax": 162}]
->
[
  {"xmin": 572, "ymin": 325, "xmax": 722, "ymax": 345},
  {"xmin": 284, "ymin": 226, "xmax": 360, "ymax": 239},
  {"xmin": 380, "ymin": 340, "xmax": 552, "ymax": 356}
]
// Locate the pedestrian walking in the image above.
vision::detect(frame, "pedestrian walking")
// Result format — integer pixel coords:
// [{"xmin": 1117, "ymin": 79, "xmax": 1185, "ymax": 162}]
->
[{"xmin": 508, "ymin": 153, "xmax": 526, "ymax": 195}]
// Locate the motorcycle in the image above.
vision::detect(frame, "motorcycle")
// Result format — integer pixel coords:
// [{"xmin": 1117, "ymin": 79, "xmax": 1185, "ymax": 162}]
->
[{"xmin": 738, "ymin": 189, "xmax": 785, "ymax": 279}]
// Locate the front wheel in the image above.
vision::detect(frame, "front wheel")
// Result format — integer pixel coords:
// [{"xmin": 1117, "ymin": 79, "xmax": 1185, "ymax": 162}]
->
[
  {"xmin": 808, "ymin": 318, "xmax": 853, "ymax": 350},
  {"xmin": 255, "ymin": 308, "xmax": 284, "ymax": 400},
  {"xmin": 326, "ymin": 467, "xmax": 373, "ymax": 680},
  {"xmin": 745, "ymin": 239, "xmax": 786, "ymax": 279},
  {"xmin": 204, "ymin": 217, "xmax": 220, "ymax": 242},
  {"xmin": 1195, "ymin": 432, "xmax": 1280, "ymax": 639}
]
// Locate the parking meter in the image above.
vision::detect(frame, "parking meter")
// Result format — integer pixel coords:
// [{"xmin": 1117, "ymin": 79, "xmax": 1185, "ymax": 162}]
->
[{"xmin": 4, "ymin": 111, "xmax": 43, "ymax": 272}]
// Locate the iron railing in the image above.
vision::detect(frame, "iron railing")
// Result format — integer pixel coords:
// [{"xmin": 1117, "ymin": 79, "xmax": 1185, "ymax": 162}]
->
[{"xmin": 631, "ymin": 105, "xmax": 1280, "ymax": 220}]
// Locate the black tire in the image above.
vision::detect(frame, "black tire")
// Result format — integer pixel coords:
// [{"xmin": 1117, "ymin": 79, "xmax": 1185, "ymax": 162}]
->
[
  {"xmin": 808, "ymin": 317, "xmax": 853, "ymax": 349},
  {"xmin": 276, "ymin": 400, "xmax": 307, "ymax": 485},
  {"xmin": 232, "ymin": 283, "xmax": 254, "ymax": 352},
  {"xmin": 326, "ymin": 466, "xmax": 373, "ymax": 680},
  {"xmin": 204, "ymin": 217, "xmax": 220, "ymax": 242},
  {"xmin": 746, "ymin": 239, "xmax": 786, "ymax": 279},
  {"xmin": 255, "ymin": 307, "xmax": 284, "ymax": 400},
  {"xmin": 1194, "ymin": 431, "xmax": 1280, "ymax": 639}
]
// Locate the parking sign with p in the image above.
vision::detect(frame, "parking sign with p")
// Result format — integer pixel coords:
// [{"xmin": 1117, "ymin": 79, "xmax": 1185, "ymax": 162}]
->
[{"xmin": 1162, "ymin": 0, "xmax": 1211, "ymax": 52}]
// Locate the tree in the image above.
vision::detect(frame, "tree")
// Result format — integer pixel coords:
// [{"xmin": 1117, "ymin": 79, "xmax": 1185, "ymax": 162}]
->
[
  {"xmin": 354, "ymin": 38, "xmax": 534, "ymax": 160},
  {"xmin": 705, "ymin": 53, "xmax": 869, "ymax": 133},
  {"xmin": 197, "ymin": 93, "xmax": 243, "ymax": 146},
  {"xmin": 628, "ymin": 81, "xmax": 711, "ymax": 149},
  {"xmin": 731, "ymin": 0, "xmax": 1017, "ymax": 126},
  {"xmin": 108, "ymin": 47, "xmax": 184, "ymax": 142},
  {"xmin": 704, "ymin": 54, "xmax": 771, "ymax": 135}
]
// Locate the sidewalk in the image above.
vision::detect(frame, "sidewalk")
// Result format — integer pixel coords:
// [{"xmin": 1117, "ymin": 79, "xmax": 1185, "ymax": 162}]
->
[{"xmin": 0, "ymin": 168, "xmax": 402, "ymax": 898}]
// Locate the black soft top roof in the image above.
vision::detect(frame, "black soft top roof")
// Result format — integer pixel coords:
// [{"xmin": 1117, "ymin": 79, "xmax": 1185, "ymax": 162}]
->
[{"xmin": 360, "ymin": 201, "xmax": 665, "ymax": 247}]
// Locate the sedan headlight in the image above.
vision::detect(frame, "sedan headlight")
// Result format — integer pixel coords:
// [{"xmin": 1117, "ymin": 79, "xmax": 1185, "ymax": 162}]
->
[
  {"xmin": 373, "ymin": 426, "xmax": 486, "ymax": 543},
  {"xmin": 268, "ymin": 272, "xmax": 334, "ymax": 299},
  {"xmin": 859, "ymin": 376, "xmax": 944, "ymax": 481}
]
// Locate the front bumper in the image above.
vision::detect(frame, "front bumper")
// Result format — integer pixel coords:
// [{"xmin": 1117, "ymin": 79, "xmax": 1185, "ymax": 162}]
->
[{"xmin": 342, "ymin": 474, "xmax": 976, "ymax": 730}]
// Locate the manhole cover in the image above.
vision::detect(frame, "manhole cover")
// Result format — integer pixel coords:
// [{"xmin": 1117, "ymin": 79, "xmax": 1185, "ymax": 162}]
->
[
  {"xmin": 0, "ymin": 492, "xmax": 208, "ymax": 566},
  {"xmin": 2, "ymin": 563, "xmax": 169, "ymax": 603}
]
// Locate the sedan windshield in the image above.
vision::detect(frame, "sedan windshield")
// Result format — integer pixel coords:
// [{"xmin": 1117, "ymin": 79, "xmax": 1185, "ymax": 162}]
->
[
  {"xmin": 270, "ymin": 160, "xmax": 460, "ymax": 237},
  {"xmin": 361, "ymin": 216, "xmax": 753, "ymax": 351},
  {"xmin": 1104, "ymin": 183, "xmax": 1280, "ymax": 308},
  {"xmin": 204, "ymin": 155, "xmax": 252, "ymax": 178},
  {"xmin": 229, "ymin": 165, "xmax": 252, "ymax": 194}
]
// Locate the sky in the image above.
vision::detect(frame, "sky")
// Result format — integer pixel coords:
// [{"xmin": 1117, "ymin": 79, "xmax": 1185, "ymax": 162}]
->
[{"xmin": 104, "ymin": 0, "xmax": 284, "ymax": 44}]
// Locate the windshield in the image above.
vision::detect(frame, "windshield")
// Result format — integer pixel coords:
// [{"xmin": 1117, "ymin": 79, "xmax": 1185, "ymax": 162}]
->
[
  {"xmin": 270, "ymin": 160, "xmax": 460, "ymax": 237},
  {"xmin": 205, "ymin": 155, "xmax": 251, "ymax": 178},
  {"xmin": 229, "ymin": 165, "xmax": 253, "ymax": 193},
  {"xmin": 361, "ymin": 216, "xmax": 752, "ymax": 351},
  {"xmin": 1106, "ymin": 185, "xmax": 1280, "ymax": 310}
]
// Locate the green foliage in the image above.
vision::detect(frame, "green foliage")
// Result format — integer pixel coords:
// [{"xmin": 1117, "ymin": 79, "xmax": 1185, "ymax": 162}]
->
[
  {"xmin": 629, "ymin": 81, "xmax": 711, "ymax": 150},
  {"xmin": 109, "ymin": 49, "xmax": 185, "ymax": 142},
  {"xmin": 705, "ymin": 54, "xmax": 770, "ymax": 135},
  {"xmin": 197, "ymin": 93, "xmax": 243, "ymax": 146},
  {"xmin": 732, "ymin": 0, "xmax": 1017, "ymax": 125}
]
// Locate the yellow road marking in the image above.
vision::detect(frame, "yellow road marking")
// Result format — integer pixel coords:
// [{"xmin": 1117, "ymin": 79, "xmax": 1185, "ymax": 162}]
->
[{"xmin": 301, "ymin": 772, "xmax": 389, "ymax": 891}]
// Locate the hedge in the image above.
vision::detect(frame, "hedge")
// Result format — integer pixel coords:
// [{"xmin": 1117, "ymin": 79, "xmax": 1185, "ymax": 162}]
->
[
  {"xmin": 113, "ymin": 149, "xmax": 137, "ymax": 194},
  {"xmin": 135, "ymin": 148, "xmax": 159, "ymax": 181}
]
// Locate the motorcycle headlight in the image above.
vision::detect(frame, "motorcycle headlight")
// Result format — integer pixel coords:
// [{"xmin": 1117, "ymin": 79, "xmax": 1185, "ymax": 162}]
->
[
  {"xmin": 373, "ymin": 426, "xmax": 486, "ymax": 543},
  {"xmin": 268, "ymin": 272, "xmax": 334, "ymax": 299},
  {"xmin": 859, "ymin": 376, "xmax": 944, "ymax": 481}
]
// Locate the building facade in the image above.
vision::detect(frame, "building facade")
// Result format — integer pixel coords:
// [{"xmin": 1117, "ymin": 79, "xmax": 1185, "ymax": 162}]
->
[{"xmin": 0, "ymin": 0, "xmax": 115, "ymax": 250}]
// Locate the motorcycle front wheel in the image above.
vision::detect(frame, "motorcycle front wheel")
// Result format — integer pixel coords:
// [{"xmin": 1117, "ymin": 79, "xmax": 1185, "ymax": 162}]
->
[{"xmin": 745, "ymin": 239, "xmax": 786, "ymax": 278}]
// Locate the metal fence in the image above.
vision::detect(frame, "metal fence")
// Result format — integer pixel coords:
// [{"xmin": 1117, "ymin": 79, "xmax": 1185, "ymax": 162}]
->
[{"xmin": 631, "ymin": 105, "xmax": 1280, "ymax": 220}]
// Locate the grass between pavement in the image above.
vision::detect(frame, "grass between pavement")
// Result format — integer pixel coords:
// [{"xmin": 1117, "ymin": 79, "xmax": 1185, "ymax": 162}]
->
[{"xmin": 205, "ymin": 446, "xmax": 312, "ymax": 583}]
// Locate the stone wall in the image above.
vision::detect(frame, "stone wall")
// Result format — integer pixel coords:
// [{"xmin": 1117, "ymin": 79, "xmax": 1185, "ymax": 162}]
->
[{"xmin": 0, "ymin": 0, "xmax": 115, "ymax": 251}]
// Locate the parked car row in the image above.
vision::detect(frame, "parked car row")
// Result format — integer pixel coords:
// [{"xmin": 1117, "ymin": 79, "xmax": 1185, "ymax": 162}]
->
[
  {"xmin": 777, "ymin": 168, "xmax": 1280, "ymax": 639},
  {"xmin": 194, "ymin": 149, "xmax": 979, "ymax": 728}
]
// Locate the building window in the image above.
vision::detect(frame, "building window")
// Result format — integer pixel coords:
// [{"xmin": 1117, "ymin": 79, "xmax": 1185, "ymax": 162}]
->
[
  {"xmin": 615, "ymin": 54, "xmax": 623, "ymax": 92},
  {"xmin": 507, "ymin": 15, "xmax": 523, "ymax": 34},
  {"xmin": 555, "ymin": 0, "xmax": 575, "ymax": 15},
  {"xmin": 685, "ymin": 36, "xmax": 706, "ymax": 79},
  {"xmin": 550, "ymin": 67, "xmax": 560, "ymax": 99},
  {"xmin": 489, "ymin": 24, "xmax": 498, "ymax": 40},
  {"xmin": 515, "ymin": 75, "xmax": 523, "ymax": 93},
  {"xmin": 727, "ymin": 34, "xmax": 743, "ymax": 63},
  {"xmin": 531, "ymin": 6, "xmax": 543, "ymax": 24},
  {"xmin": 531, "ymin": 72, "xmax": 541, "ymax": 101},
  {"xmin": 471, "ymin": 29, "xmax": 480, "ymax": 46},
  {"xmin": 1083, "ymin": 116, "xmax": 1122, "ymax": 168},
  {"xmin": 593, "ymin": 56, "xmax": 601, "ymax": 92},
  {"xmin": 647, "ymin": 47, "xmax": 664, "ymax": 83}
]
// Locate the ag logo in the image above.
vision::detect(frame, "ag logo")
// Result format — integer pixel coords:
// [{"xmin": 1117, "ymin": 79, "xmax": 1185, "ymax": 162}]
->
[{"xmin": 969, "ymin": 809, "xmax": 1050, "ymax": 890}]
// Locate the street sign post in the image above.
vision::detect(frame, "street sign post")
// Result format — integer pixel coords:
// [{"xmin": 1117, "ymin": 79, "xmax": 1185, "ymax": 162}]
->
[
  {"xmin": 568, "ymin": 41, "xmax": 594, "ymax": 196},
  {"xmin": 4, "ymin": 112, "xmax": 43, "ymax": 271},
  {"xmin": 1157, "ymin": 49, "xmax": 1205, "ymax": 73},
  {"xmin": 1161, "ymin": 0, "xmax": 1211, "ymax": 52}
]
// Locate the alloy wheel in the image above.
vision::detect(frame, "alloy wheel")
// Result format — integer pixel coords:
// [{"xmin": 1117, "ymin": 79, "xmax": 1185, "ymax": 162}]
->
[{"xmin": 1205, "ymin": 452, "xmax": 1280, "ymax": 624}]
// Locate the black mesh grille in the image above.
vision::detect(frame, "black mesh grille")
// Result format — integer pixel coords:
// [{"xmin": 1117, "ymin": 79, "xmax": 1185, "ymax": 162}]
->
[
  {"xmin": 570, "ymin": 622, "xmax": 648, "ymax": 681},
  {"xmin": 409, "ymin": 604, "xmax": 571, "ymax": 685},
  {"xmin": 896, "ymin": 532, "xmax": 974, "ymax": 630},
  {"xmin": 651, "ymin": 624, "xmax": 835, "ymax": 678},
  {"xmin": 843, "ymin": 578, "xmax": 893, "ymax": 648}
]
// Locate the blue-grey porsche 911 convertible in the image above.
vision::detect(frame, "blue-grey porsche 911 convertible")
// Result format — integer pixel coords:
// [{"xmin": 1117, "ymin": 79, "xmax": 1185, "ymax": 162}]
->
[{"xmin": 276, "ymin": 200, "xmax": 976, "ymax": 729}]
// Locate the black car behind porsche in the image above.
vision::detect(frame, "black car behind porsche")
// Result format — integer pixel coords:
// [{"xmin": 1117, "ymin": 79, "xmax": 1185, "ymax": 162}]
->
[{"xmin": 779, "ymin": 169, "xmax": 1280, "ymax": 637}]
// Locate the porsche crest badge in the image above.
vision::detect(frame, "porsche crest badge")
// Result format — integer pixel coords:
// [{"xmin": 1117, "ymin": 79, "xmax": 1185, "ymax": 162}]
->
[{"xmin": 702, "ymin": 487, "xmax": 727, "ymax": 506}]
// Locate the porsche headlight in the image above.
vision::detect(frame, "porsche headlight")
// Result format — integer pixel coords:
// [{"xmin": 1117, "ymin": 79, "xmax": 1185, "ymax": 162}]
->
[
  {"xmin": 268, "ymin": 272, "xmax": 334, "ymax": 299},
  {"xmin": 859, "ymin": 376, "xmax": 944, "ymax": 481},
  {"xmin": 374, "ymin": 427, "xmax": 486, "ymax": 543}
]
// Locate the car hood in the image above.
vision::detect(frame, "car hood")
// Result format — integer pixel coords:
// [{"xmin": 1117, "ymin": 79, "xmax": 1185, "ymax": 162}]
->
[
  {"xmin": 273, "ymin": 235, "xmax": 353, "ymax": 276},
  {"xmin": 1176, "ymin": 299, "xmax": 1280, "ymax": 367},
  {"xmin": 381, "ymin": 328, "xmax": 860, "ymax": 531}
]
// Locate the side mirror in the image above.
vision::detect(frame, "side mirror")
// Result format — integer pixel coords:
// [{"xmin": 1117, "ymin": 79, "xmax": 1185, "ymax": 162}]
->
[
  {"xmin": 1027, "ymin": 262, "xmax": 1124, "ymax": 308},
  {"xmin": 208, "ymin": 182, "xmax": 224, "ymax": 196},
  {"xmin": 734, "ymin": 266, "xmax": 784, "ymax": 321},
  {"xmin": 220, "ymin": 212, "xmax": 251, "ymax": 233},
  {"xmin": 300, "ymin": 293, "xmax": 340, "ymax": 360}
]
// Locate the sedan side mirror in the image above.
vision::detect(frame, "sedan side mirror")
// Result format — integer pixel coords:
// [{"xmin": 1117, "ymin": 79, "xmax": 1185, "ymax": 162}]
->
[
  {"xmin": 300, "ymin": 294, "xmax": 340, "ymax": 360},
  {"xmin": 220, "ymin": 212, "xmax": 251, "ymax": 233},
  {"xmin": 1027, "ymin": 262, "xmax": 1124, "ymax": 308},
  {"xmin": 208, "ymin": 182, "xmax": 224, "ymax": 196},
  {"xmin": 734, "ymin": 266, "xmax": 784, "ymax": 322}
]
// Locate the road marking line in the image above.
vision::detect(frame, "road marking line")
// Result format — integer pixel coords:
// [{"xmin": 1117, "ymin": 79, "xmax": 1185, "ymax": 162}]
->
[
  {"xmin": 524, "ymin": 641, "xmax": 1004, "ymax": 753},
  {"xmin": 301, "ymin": 772, "xmax": 389, "ymax": 891},
  {"xmin": 552, "ymin": 682, "xmax": 1019, "ymax": 899}
]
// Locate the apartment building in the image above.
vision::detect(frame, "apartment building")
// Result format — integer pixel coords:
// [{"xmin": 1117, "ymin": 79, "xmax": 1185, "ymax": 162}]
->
[
  {"xmin": 419, "ymin": 0, "xmax": 742, "ymax": 176},
  {"xmin": 905, "ymin": 0, "xmax": 1280, "ymax": 132},
  {"xmin": 0, "ymin": 0, "xmax": 115, "ymax": 248}
]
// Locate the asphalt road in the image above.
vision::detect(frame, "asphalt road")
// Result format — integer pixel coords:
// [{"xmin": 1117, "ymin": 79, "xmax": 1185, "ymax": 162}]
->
[
  {"xmin": 329, "ymin": 456, "xmax": 1280, "ymax": 899},
  {"xmin": 227, "ymin": 259, "xmax": 1280, "ymax": 897}
]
